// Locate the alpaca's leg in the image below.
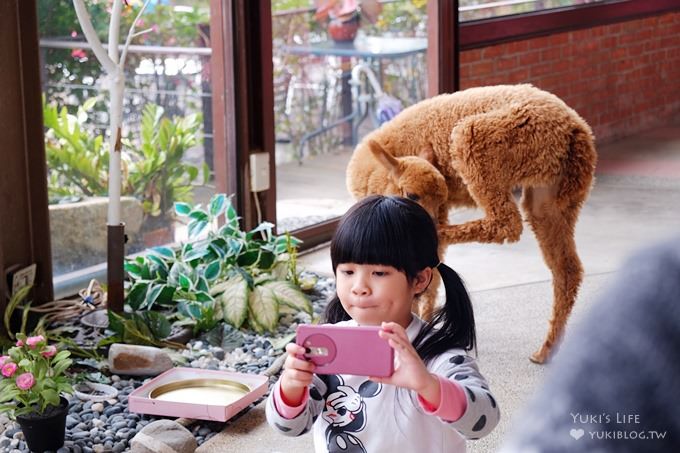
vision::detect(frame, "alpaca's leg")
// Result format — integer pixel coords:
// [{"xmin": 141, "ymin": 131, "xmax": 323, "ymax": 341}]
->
[
  {"xmin": 412, "ymin": 242, "xmax": 446, "ymax": 320},
  {"xmin": 413, "ymin": 273, "xmax": 441, "ymax": 321},
  {"xmin": 521, "ymin": 185, "xmax": 584, "ymax": 364},
  {"xmin": 438, "ymin": 181, "xmax": 523, "ymax": 245}
]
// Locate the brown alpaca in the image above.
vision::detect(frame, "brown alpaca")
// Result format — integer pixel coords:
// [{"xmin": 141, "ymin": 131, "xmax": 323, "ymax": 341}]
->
[{"xmin": 346, "ymin": 84, "xmax": 597, "ymax": 364}]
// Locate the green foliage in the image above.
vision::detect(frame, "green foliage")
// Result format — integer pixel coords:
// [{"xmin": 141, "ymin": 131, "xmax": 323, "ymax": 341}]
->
[
  {"xmin": 272, "ymin": 0, "xmax": 313, "ymax": 12},
  {"xmin": 124, "ymin": 193, "xmax": 311, "ymax": 335},
  {"xmin": 0, "ymin": 334, "xmax": 73, "ymax": 419},
  {"xmin": 44, "ymin": 98, "xmax": 205, "ymax": 218},
  {"xmin": 3, "ymin": 285, "xmax": 33, "ymax": 341},
  {"xmin": 43, "ymin": 96, "xmax": 109, "ymax": 201},
  {"xmin": 125, "ymin": 104, "xmax": 207, "ymax": 218},
  {"xmin": 106, "ymin": 311, "xmax": 184, "ymax": 349}
]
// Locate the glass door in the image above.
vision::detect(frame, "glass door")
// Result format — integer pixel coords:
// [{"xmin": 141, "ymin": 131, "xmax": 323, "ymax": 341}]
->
[{"xmin": 271, "ymin": 0, "xmax": 429, "ymax": 235}]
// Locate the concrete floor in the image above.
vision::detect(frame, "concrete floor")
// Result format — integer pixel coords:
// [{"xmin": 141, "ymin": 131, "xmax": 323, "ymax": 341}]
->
[{"xmin": 197, "ymin": 123, "xmax": 680, "ymax": 452}]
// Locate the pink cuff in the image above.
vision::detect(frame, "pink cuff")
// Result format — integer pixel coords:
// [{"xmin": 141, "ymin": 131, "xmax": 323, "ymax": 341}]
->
[
  {"xmin": 417, "ymin": 375, "xmax": 468, "ymax": 422},
  {"xmin": 273, "ymin": 381, "xmax": 309, "ymax": 419}
]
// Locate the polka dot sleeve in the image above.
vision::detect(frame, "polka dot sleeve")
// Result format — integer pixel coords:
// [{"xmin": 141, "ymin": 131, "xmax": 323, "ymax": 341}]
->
[{"xmin": 430, "ymin": 353, "xmax": 501, "ymax": 440}]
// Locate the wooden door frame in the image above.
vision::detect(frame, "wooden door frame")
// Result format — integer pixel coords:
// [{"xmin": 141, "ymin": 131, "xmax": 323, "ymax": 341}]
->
[
  {"xmin": 210, "ymin": 0, "xmax": 276, "ymax": 232},
  {"xmin": 0, "ymin": 0, "xmax": 54, "ymax": 325}
]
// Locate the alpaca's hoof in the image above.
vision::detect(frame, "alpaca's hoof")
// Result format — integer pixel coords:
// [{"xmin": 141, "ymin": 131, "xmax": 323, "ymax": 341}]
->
[{"xmin": 529, "ymin": 349, "xmax": 549, "ymax": 364}]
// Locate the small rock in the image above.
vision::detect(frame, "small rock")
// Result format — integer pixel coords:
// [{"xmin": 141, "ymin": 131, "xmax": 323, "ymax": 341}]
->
[
  {"xmin": 11, "ymin": 431, "xmax": 23, "ymax": 440},
  {"xmin": 108, "ymin": 344, "xmax": 173, "ymax": 376},
  {"xmin": 66, "ymin": 415, "xmax": 79, "ymax": 429},
  {"xmin": 104, "ymin": 406, "xmax": 123, "ymax": 417},
  {"xmin": 92, "ymin": 402, "xmax": 104, "ymax": 413}
]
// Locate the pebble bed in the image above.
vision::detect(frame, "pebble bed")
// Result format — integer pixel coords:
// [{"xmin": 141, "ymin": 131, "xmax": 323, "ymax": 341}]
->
[{"xmin": 0, "ymin": 273, "xmax": 334, "ymax": 453}]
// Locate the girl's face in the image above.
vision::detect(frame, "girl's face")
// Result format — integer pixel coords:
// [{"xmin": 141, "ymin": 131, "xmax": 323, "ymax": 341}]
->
[{"xmin": 335, "ymin": 263, "xmax": 432, "ymax": 328}]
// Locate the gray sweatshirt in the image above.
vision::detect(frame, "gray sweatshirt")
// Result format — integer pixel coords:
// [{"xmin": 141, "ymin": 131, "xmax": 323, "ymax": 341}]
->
[{"xmin": 501, "ymin": 236, "xmax": 680, "ymax": 452}]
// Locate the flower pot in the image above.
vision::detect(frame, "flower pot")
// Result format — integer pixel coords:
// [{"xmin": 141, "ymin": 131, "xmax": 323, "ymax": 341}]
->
[
  {"xmin": 16, "ymin": 396, "xmax": 69, "ymax": 452},
  {"xmin": 328, "ymin": 13, "xmax": 360, "ymax": 43}
]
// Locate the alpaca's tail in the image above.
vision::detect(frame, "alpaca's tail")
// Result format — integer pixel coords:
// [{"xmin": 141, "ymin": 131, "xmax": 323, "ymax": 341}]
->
[{"xmin": 557, "ymin": 125, "xmax": 598, "ymax": 206}]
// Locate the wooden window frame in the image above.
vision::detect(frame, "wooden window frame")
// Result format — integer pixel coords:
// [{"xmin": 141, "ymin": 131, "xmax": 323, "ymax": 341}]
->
[{"xmin": 460, "ymin": 0, "xmax": 680, "ymax": 50}]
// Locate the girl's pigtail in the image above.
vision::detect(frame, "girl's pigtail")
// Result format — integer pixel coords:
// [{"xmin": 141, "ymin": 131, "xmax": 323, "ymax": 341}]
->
[{"xmin": 413, "ymin": 263, "xmax": 477, "ymax": 363}]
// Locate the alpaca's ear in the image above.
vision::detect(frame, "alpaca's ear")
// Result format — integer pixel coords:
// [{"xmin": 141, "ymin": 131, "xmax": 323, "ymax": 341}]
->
[
  {"xmin": 418, "ymin": 146, "xmax": 435, "ymax": 164},
  {"xmin": 368, "ymin": 140, "xmax": 402, "ymax": 178}
]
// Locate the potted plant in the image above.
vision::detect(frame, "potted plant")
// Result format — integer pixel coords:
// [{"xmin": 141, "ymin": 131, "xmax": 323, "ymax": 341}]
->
[
  {"xmin": 314, "ymin": 0, "xmax": 382, "ymax": 42},
  {"xmin": 0, "ymin": 334, "xmax": 74, "ymax": 452}
]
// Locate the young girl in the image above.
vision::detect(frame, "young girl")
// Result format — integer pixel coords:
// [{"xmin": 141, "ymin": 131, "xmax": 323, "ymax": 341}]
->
[{"xmin": 266, "ymin": 195, "xmax": 500, "ymax": 452}]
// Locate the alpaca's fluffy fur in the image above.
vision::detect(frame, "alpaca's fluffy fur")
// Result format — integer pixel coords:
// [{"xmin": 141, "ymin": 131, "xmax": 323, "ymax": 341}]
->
[{"xmin": 346, "ymin": 84, "xmax": 597, "ymax": 364}]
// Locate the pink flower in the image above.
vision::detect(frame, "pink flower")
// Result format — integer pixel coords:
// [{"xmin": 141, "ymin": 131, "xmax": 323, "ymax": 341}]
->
[
  {"xmin": 16, "ymin": 372, "xmax": 35, "ymax": 391},
  {"xmin": 15, "ymin": 339, "xmax": 24, "ymax": 347},
  {"xmin": 71, "ymin": 49, "xmax": 87, "ymax": 60},
  {"xmin": 0, "ymin": 355, "xmax": 9, "ymax": 367},
  {"xmin": 26, "ymin": 335, "xmax": 45, "ymax": 349},
  {"xmin": 41, "ymin": 345, "xmax": 57, "ymax": 358},
  {"xmin": 1, "ymin": 362, "xmax": 18, "ymax": 378}
]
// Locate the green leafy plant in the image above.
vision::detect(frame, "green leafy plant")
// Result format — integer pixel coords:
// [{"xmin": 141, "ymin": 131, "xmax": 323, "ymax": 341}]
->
[
  {"xmin": 0, "ymin": 334, "xmax": 73, "ymax": 418},
  {"xmin": 123, "ymin": 193, "xmax": 312, "ymax": 334},
  {"xmin": 105, "ymin": 311, "xmax": 184, "ymax": 349},
  {"xmin": 43, "ymin": 96, "xmax": 109, "ymax": 202},
  {"xmin": 125, "ymin": 103, "xmax": 208, "ymax": 218},
  {"xmin": 44, "ymin": 98, "xmax": 205, "ymax": 220},
  {"xmin": 3, "ymin": 285, "xmax": 34, "ymax": 341}
]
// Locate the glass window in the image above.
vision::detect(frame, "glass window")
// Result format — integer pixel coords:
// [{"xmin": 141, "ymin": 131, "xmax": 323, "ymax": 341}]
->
[
  {"xmin": 271, "ymin": 0, "xmax": 429, "ymax": 233},
  {"xmin": 38, "ymin": 0, "xmax": 215, "ymax": 285}
]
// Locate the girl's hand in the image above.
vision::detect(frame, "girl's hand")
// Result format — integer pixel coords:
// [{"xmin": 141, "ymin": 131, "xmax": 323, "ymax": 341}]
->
[
  {"xmin": 280, "ymin": 343, "xmax": 316, "ymax": 407},
  {"xmin": 370, "ymin": 322, "xmax": 441, "ymax": 407}
]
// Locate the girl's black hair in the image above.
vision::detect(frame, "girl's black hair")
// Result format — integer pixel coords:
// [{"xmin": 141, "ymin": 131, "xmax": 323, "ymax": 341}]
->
[{"xmin": 324, "ymin": 195, "xmax": 476, "ymax": 362}]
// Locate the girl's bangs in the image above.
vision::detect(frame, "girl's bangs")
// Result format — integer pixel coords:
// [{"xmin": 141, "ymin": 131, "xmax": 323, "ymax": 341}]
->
[{"xmin": 331, "ymin": 198, "xmax": 413, "ymax": 274}]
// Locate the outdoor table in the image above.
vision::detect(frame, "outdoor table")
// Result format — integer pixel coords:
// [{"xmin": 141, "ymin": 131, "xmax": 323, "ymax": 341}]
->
[{"xmin": 283, "ymin": 36, "xmax": 427, "ymax": 162}]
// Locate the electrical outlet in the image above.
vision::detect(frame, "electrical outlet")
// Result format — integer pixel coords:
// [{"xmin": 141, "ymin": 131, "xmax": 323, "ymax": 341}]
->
[
  {"xmin": 250, "ymin": 152, "xmax": 270, "ymax": 192},
  {"xmin": 11, "ymin": 264, "xmax": 36, "ymax": 296}
]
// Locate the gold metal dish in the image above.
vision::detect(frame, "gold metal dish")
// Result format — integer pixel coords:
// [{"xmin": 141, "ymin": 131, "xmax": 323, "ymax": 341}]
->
[{"xmin": 149, "ymin": 379, "xmax": 251, "ymax": 405}]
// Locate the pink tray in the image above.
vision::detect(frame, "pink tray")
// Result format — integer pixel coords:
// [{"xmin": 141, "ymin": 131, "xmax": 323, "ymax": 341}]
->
[{"xmin": 128, "ymin": 367, "xmax": 268, "ymax": 421}]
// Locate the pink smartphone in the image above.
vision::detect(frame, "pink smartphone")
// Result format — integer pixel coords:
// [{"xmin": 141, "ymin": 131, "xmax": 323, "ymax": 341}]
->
[{"xmin": 296, "ymin": 324, "xmax": 394, "ymax": 377}]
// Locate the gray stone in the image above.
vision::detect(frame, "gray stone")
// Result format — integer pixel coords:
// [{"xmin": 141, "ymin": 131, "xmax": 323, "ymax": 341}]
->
[
  {"xmin": 111, "ymin": 421, "xmax": 127, "ymax": 431},
  {"xmin": 104, "ymin": 406, "xmax": 123, "ymax": 417},
  {"xmin": 108, "ymin": 344, "xmax": 173, "ymax": 376},
  {"xmin": 91, "ymin": 402, "xmax": 104, "ymax": 413},
  {"xmin": 57, "ymin": 448, "xmax": 70, "ymax": 453},
  {"xmin": 129, "ymin": 420, "xmax": 196, "ymax": 453},
  {"xmin": 0, "ymin": 438, "xmax": 10, "ymax": 449},
  {"xmin": 112, "ymin": 441, "xmax": 126, "ymax": 453},
  {"xmin": 66, "ymin": 415, "xmax": 79, "ymax": 429}
]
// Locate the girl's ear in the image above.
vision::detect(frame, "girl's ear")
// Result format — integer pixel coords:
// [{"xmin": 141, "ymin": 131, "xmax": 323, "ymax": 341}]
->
[{"xmin": 413, "ymin": 267, "xmax": 434, "ymax": 294}]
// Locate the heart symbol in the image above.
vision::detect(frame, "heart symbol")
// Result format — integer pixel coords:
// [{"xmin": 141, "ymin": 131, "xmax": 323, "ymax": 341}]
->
[{"xmin": 570, "ymin": 428, "xmax": 585, "ymax": 440}]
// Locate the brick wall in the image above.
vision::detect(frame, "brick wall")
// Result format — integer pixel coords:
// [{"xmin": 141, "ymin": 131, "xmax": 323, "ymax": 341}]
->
[{"xmin": 460, "ymin": 11, "xmax": 680, "ymax": 143}]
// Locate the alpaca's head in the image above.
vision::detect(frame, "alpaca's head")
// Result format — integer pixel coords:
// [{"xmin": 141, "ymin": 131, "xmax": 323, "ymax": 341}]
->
[{"xmin": 367, "ymin": 140, "xmax": 448, "ymax": 220}]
